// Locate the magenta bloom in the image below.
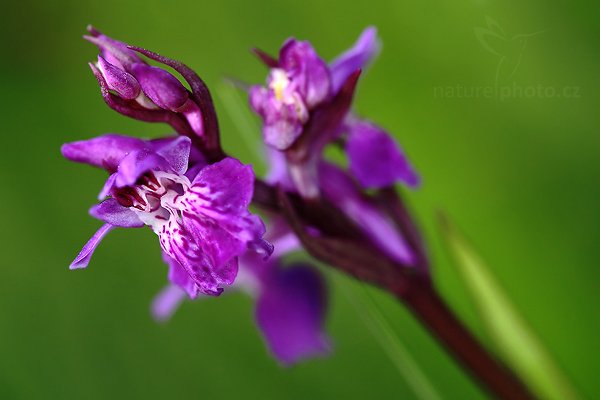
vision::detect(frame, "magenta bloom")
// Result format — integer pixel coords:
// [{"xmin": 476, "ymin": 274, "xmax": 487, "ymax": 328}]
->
[
  {"xmin": 62, "ymin": 134, "xmax": 271, "ymax": 296},
  {"xmin": 249, "ymin": 27, "xmax": 379, "ymax": 150},
  {"xmin": 249, "ymin": 39, "xmax": 330, "ymax": 150},
  {"xmin": 249, "ymin": 27, "xmax": 419, "ymax": 193}
]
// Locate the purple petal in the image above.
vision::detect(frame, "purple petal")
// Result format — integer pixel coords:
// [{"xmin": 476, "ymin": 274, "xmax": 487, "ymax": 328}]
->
[
  {"xmin": 251, "ymin": 237, "xmax": 276, "ymax": 260},
  {"xmin": 183, "ymin": 209, "xmax": 271, "ymax": 272},
  {"xmin": 329, "ymin": 27, "xmax": 380, "ymax": 93},
  {"xmin": 236, "ymin": 218, "xmax": 301, "ymax": 293},
  {"xmin": 245, "ymin": 218, "xmax": 299, "ymax": 264},
  {"xmin": 97, "ymin": 55, "xmax": 141, "ymax": 100},
  {"xmin": 184, "ymin": 163, "xmax": 205, "ymax": 182},
  {"xmin": 255, "ymin": 263, "xmax": 331, "ymax": 365},
  {"xmin": 190, "ymin": 157, "xmax": 255, "ymax": 211},
  {"xmin": 346, "ymin": 120, "xmax": 419, "ymax": 189},
  {"xmin": 89, "ymin": 198, "xmax": 144, "ymax": 227},
  {"xmin": 162, "ymin": 252, "xmax": 201, "ymax": 299},
  {"xmin": 156, "ymin": 158, "xmax": 270, "ymax": 295},
  {"xmin": 288, "ymin": 160, "xmax": 319, "ymax": 199},
  {"xmin": 265, "ymin": 147, "xmax": 289, "ymax": 185},
  {"xmin": 271, "ymin": 231, "xmax": 300, "ymax": 259},
  {"xmin": 249, "ymin": 86, "xmax": 306, "ymax": 150},
  {"xmin": 69, "ymin": 223, "xmax": 114, "ymax": 270},
  {"xmin": 61, "ymin": 134, "xmax": 147, "ymax": 172},
  {"xmin": 130, "ymin": 63, "xmax": 189, "ymax": 112},
  {"xmin": 318, "ymin": 162, "xmax": 415, "ymax": 265},
  {"xmin": 187, "ymin": 143, "xmax": 208, "ymax": 167},
  {"xmin": 98, "ymin": 173, "xmax": 117, "ymax": 200},
  {"xmin": 249, "ymin": 85, "xmax": 268, "ymax": 113},
  {"xmin": 181, "ymin": 214, "xmax": 249, "ymax": 271},
  {"xmin": 262, "ymin": 117, "xmax": 304, "ymax": 150},
  {"xmin": 159, "ymin": 217, "xmax": 238, "ymax": 296},
  {"xmin": 149, "ymin": 136, "xmax": 192, "ymax": 175},
  {"xmin": 264, "ymin": 148, "xmax": 298, "ymax": 194},
  {"xmin": 279, "ymin": 39, "xmax": 331, "ymax": 108},
  {"xmin": 182, "ymin": 158, "xmax": 271, "ymax": 267},
  {"xmin": 177, "ymin": 141, "xmax": 207, "ymax": 181},
  {"xmin": 151, "ymin": 284, "xmax": 187, "ymax": 322},
  {"xmin": 114, "ymin": 149, "xmax": 170, "ymax": 187}
]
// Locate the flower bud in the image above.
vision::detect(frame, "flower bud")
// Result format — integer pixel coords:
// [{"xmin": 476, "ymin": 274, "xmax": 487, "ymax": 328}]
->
[
  {"xmin": 130, "ymin": 63, "xmax": 189, "ymax": 112},
  {"xmin": 97, "ymin": 56, "xmax": 141, "ymax": 100}
]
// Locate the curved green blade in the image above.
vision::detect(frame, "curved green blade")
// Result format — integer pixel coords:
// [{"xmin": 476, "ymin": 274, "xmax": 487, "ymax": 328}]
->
[
  {"xmin": 338, "ymin": 277, "xmax": 443, "ymax": 400},
  {"xmin": 439, "ymin": 214, "xmax": 578, "ymax": 400}
]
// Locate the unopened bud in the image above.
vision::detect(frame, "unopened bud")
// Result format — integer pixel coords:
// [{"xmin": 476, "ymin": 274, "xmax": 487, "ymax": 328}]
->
[
  {"xmin": 130, "ymin": 63, "xmax": 189, "ymax": 112},
  {"xmin": 97, "ymin": 56, "xmax": 141, "ymax": 100}
]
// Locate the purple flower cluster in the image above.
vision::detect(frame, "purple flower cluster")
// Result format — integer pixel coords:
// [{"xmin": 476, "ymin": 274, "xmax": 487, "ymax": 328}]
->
[
  {"xmin": 63, "ymin": 26, "xmax": 423, "ymax": 366},
  {"xmin": 249, "ymin": 27, "xmax": 420, "ymax": 266},
  {"xmin": 249, "ymin": 27, "xmax": 419, "ymax": 197}
]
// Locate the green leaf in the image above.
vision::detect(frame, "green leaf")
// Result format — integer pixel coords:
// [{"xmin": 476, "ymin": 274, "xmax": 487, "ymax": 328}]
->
[{"xmin": 439, "ymin": 214, "xmax": 579, "ymax": 400}]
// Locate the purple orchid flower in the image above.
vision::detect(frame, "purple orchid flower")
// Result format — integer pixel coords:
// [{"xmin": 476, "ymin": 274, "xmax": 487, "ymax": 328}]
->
[
  {"xmin": 152, "ymin": 219, "xmax": 331, "ymax": 365},
  {"xmin": 249, "ymin": 39, "xmax": 330, "ymax": 150},
  {"xmin": 249, "ymin": 27, "xmax": 419, "ymax": 195},
  {"xmin": 62, "ymin": 134, "xmax": 272, "ymax": 296},
  {"xmin": 249, "ymin": 27, "xmax": 379, "ymax": 150}
]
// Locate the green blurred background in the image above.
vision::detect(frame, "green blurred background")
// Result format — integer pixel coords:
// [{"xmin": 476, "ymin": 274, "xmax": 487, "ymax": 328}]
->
[{"xmin": 1, "ymin": 0, "xmax": 598, "ymax": 398}]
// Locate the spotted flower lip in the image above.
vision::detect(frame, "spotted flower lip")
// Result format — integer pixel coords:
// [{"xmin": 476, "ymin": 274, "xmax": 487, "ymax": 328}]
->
[
  {"xmin": 62, "ymin": 134, "xmax": 272, "ymax": 296},
  {"xmin": 151, "ymin": 219, "xmax": 331, "ymax": 365}
]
